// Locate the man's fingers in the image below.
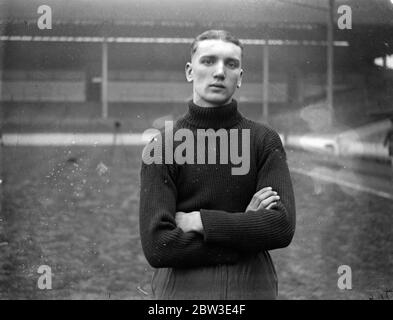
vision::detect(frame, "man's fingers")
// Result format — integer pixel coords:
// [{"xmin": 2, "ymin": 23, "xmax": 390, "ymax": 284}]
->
[
  {"xmin": 257, "ymin": 195, "xmax": 280, "ymax": 209},
  {"xmin": 256, "ymin": 190, "xmax": 278, "ymax": 202},
  {"xmin": 253, "ymin": 190, "xmax": 275, "ymax": 202},
  {"xmin": 266, "ymin": 202, "xmax": 277, "ymax": 210},
  {"xmin": 248, "ymin": 187, "xmax": 280, "ymax": 211},
  {"xmin": 253, "ymin": 187, "xmax": 273, "ymax": 198}
]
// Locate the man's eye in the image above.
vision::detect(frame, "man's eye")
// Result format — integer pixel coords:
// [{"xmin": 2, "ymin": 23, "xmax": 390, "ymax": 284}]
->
[
  {"xmin": 202, "ymin": 59, "xmax": 214, "ymax": 65},
  {"xmin": 227, "ymin": 61, "xmax": 238, "ymax": 68}
]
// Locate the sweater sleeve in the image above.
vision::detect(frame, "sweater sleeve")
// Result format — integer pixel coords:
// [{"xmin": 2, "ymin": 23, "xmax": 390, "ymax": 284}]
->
[
  {"xmin": 139, "ymin": 142, "xmax": 240, "ymax": 269},
  {"xmin": 199, "ymin": 130, "xmax": 296, "ymax": 254}
]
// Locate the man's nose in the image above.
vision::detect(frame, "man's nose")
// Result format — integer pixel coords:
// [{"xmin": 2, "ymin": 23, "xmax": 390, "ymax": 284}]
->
[{"xmin": 213, "ymin": 61, "xmax": 225, "ymax": 79}]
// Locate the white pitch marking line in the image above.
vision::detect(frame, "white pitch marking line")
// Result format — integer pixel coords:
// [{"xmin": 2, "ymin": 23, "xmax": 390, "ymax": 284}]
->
[
  {"xmin": 1, "ymin": 133, "xmax": 152, "ymax": 146},
  {"xmin": 291, "ymin": 167, "xmax": 393, "ymax": 201}
]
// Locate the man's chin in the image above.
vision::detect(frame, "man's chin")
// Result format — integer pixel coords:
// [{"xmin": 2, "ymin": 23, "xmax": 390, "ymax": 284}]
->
[{"xmin": 204, "ymin": 95, "xmax": 232, "ymax": 107}]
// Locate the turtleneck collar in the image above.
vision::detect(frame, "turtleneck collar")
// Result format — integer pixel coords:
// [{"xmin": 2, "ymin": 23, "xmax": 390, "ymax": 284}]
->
[{"xmin": 183, "ymin": 99, "xmax": 243, "ymax": 130}]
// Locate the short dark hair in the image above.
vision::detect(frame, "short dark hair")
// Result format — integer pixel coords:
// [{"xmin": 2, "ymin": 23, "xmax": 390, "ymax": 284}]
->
[{"xmin": 190, "ymin": 29, "xmax": 244, "ymax": 59}]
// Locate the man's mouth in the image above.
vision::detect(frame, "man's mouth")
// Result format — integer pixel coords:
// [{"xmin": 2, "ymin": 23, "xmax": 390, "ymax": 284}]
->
[{"xmin": 209, "ymin": 84, "xmax": 226, "ymax": 89}]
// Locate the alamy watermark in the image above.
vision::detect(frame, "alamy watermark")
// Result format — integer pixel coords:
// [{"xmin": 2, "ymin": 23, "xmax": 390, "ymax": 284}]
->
[
  {"xmin": 37, "ymin": 5, "xmax": 52, "ymax": 30},
  {"xmin": 337, "ymin": 5, "xmax": 352, "ymax": 30},
  {"xmin": 37, "ymin": 265, "xmax": 52, "ymax": 290},
  {"xmin": 337, "ymin": 265, "xmax": 352, "ymax": 290},
  {"xmin": 142, "ymin": 121, "xmax": 251, "ymax": 175}
]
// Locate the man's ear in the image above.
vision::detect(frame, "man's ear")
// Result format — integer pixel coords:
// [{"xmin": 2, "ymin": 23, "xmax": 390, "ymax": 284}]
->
[
  {"xmin": 237, "ymin": 69, "xmax": 244, "ymax": 88},
  {"xmin": 185, "ymin": 62, "xmax": 193, "ymax": 82}
]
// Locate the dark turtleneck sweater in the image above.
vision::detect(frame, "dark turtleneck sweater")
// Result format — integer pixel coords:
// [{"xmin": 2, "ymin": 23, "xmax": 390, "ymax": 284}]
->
[{"xmin": 139, "ymin": 99, "xmax": 296, "ymax": 299}]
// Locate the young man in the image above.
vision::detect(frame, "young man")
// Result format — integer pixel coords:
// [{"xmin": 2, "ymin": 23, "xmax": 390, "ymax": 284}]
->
[{"xmin": 139, "ymin": 30, "xmax": 296, "ymax": 299}]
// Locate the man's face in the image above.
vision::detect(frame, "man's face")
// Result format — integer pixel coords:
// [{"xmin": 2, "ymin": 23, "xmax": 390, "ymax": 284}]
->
[{"xmin": 185, "ymin": 39, "xmax": 243, "ymax": 108}]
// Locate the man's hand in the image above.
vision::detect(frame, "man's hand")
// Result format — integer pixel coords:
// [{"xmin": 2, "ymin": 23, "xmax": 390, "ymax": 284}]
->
[
  {"xmin": 246, "ymin": 187, "xmax": 280, "ymax": 212},
  {"xmin": 175, "ymin": 211, "xmax": 204, "ymax": 234}
]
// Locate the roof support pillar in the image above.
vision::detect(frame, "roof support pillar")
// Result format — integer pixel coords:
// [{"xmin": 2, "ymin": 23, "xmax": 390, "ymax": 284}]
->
[
  {"xmin": 263, "ymin": 40, "xmax": 269, "ymax": 123},
  {"xmin": 101, "ymin": 39, "xmax": 108, "ymax": 119}
]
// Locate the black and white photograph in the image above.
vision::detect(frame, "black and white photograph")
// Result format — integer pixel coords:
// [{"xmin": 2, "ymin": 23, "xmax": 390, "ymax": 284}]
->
[{"xmin": 0, "ymin": 0, "xmax": 392, "ymax": 302}]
